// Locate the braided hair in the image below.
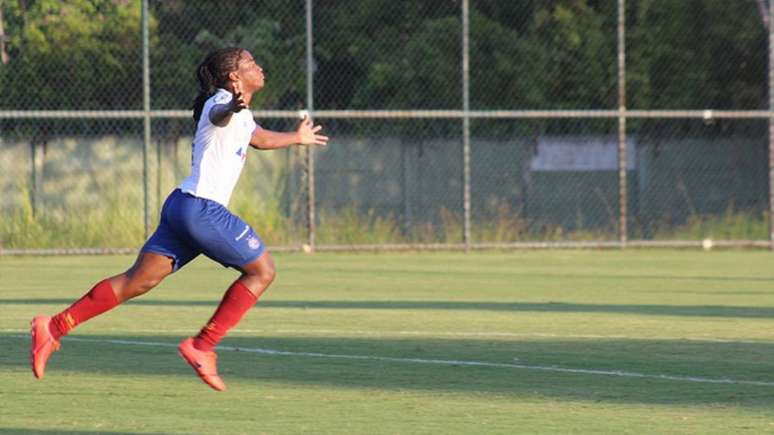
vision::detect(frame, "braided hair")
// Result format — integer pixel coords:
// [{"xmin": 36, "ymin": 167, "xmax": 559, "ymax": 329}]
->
[{"xmin": 192, "ymin": 47, "xmax": 245, "ymax": 123}]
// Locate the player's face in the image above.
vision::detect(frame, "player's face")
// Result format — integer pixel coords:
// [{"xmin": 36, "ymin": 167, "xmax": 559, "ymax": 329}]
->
[{"xmin": 236, "ymin": 51, "xmax": 264, "ymax": 92}]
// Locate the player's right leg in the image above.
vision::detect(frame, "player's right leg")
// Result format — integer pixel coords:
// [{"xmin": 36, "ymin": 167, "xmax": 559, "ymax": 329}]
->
[
  {"xmin": 31, "ymin": 251, "xmax": 175, "ymax": 379},
  {"xmin": 31, "ymin": 189, "xmax": 200, "ymax": 379}
]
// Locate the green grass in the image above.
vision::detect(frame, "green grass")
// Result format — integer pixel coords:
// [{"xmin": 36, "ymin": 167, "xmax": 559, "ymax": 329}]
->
[{"xmin": 3, "ymin": 251, "xmax": 774, "ymax": 434}]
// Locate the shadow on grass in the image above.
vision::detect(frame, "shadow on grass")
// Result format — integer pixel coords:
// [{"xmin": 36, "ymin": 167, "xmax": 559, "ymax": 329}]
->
[
  {"xmin": 0, "ymin": 430, "xmax": 168, "ymax": 435},
  {"xmin": 4, "ymin": 298, "xmax": 774, "ymax": 319},
  {"xmin": 3, "ymin": 332, "xmax": 774, "ymax": 407},
  {"xmin": 317, "ymin": 267, "xmax": 774, "ymax": 283}
]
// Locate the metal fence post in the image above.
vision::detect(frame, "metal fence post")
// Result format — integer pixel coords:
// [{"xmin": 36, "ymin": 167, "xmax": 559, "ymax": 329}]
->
[
  {"xmin": 462, "ymin": 0, "xmax": 471, "ymax": 252},
  {"xmin": 30, "ymin": 139, "xmax": 44, "ymax": 217},
  {"xmin": 141, "ymin": 0, "xmax": 151, "ymax": 240},
  {"xmin": 617, "ymin": 0, "xmax": 628, "ymax": 247},
  {"xmin": 769, "ymin": 0, "xmax": 774, "ymax": 250},
  {"xmin": 156, "ymin": 135, "xmax": 162, "ymax": 217},
  {"xmin": 305, "ymin": 0, "xmax": 316, "ymax": 252}
]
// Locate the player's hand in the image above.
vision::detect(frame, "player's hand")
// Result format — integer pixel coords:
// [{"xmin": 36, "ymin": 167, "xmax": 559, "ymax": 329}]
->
[
  {"xmin": 296, "ymin": 115, "xmax": 329, "ymax": 146},
  {"xmin": 229, "ymin": 81, "xmax": 248, "ymax": 113}
]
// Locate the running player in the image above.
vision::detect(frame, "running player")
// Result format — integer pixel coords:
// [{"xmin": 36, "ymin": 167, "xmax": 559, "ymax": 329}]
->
[{"xmin": 30, "ymin": 47, "xmax": 328, "ymax": 391}]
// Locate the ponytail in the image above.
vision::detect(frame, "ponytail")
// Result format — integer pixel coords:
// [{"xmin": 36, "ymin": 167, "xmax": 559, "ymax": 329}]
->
[
  {"xmin": 191, "ymin": 47, "xmax": 245, "ymax": 123},
  {"xmin": 192, "ymin": 62, "xmax": 216, "ymax": 124}
]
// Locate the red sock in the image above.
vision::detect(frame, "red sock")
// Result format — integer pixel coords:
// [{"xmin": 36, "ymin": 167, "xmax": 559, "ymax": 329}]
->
[
  {"xmin": 193, "ymin": 281, "xmax": 258, "ymax": 352},
  {"xmin": 49, "ymin": 279, "xmax": 120, "ymax": 340}
]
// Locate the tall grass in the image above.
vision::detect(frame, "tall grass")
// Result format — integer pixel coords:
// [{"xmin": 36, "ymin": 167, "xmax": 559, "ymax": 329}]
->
[
  {"xmin": 1, "ymin": 136, "xmax": 308, "ymax": 249},
  {"xmin": 647, "ymin": 208, "xmax": 768, "ymax": 241},
  {"xmin": 316, "ymin": 207, "xmax": 404, "ymax": 244},
  {"xmin": 1, "ymin": 183, "xmax": 145, "ymax": 248},
  {"xmin": 2, "ymin": 136, "xmax": 770, "ymax": 249},
  {"xmin": 4, "ymin": 191, "xmax": 769, "ymax": 248}
]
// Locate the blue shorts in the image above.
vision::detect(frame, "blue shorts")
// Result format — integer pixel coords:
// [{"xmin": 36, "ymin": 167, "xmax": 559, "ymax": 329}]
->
[{"xmin": 141, "ymin": 189, "xmax": 266, "ymax": 271}]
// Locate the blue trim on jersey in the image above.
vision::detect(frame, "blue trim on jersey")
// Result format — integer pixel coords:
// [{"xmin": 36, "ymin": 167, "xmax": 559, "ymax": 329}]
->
[{"xmin": 141, "ymin": 189, "xmax": 265, "ymax": 271}]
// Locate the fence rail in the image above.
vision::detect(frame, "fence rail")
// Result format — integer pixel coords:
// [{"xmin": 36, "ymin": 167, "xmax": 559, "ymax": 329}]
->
[{"xmin": 3, "ymin": 110, "xmax": 772, "ymax": 120}]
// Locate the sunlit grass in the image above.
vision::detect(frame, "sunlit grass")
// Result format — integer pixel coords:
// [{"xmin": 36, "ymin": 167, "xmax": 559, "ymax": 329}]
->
[{"xmin": 3, "ymin": 251, "xmax": 774, "ymax": 433}]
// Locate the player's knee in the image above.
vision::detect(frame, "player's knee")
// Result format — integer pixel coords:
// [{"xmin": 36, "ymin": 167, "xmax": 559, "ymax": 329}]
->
[
  {"xmin": 127, "ymin": 275, "xmax": 162, "ymax": 297},
  {"xmin": 246, "ymin": 263, "xmax": 275, "ymax": 287},
  {"xmin": 142, "ymin": 275, "xmax": 163, "ymax": 291},
  {"xmin": 258, "ymin": 263, "xmax": 276, "ymax": 287}
]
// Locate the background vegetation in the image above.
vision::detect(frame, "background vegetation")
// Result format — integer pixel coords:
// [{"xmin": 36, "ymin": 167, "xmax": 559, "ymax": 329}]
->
[
  {"xmin": 0, "ymin": 1, "xmax": 769, "ymax": 248},
  {"xmin": 0, "ymin": 1, "xmax": 766, "ymax": 115}
]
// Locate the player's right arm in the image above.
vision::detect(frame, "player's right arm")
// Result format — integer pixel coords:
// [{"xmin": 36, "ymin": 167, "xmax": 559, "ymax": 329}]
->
[{"xmin": 209, "ymin": 86, "xmax": 247, "ymax": 127}]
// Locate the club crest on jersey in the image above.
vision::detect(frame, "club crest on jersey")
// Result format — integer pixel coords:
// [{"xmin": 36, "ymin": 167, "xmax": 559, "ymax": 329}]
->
[
  {"xmin": 247, "ymin": 235, "xmax": 261, "ymax": 250},
  {"xmin": 235, "ymin": 147, "xmax": 247, "ymax": 161}
]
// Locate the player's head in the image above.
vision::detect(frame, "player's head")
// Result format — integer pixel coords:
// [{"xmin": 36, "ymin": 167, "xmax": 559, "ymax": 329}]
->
[
  {"xmin": 192, "ymin": 47, "xmax": 264, "ymax": 122},
  {"xmin": 231, "ymin": 50, "xmax": 264, "ymax": 94}
]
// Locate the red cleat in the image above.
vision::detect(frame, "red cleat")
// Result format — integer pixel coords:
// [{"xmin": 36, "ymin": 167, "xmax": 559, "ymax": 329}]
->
[
  {"xmin": 30, "ymin": 315, "xmax": 60, "ymax": 379},
  {"xmin": 178, "ymin": 337, "xmax": 226, "ymax": 391}
]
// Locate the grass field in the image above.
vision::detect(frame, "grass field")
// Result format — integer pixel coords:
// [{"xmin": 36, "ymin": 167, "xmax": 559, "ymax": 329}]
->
[{"xmin": 2, "ymin": 250, "xmax": 774, "ymax": 434}]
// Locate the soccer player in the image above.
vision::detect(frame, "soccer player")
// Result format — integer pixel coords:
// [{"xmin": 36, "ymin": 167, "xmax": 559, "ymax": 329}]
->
[{"xmin": 29, "ymin": 47, "xmax": 328, "ymax": 391}]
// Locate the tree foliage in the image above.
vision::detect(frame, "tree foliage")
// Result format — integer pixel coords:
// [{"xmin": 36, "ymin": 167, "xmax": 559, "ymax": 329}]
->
[
  {"xmin": 2, "ymin": 0, "xmax": 142, "ymax": 109},
  {"xmin": 0, "ymin": 0, "xmax": 767, "ymax": 125}
]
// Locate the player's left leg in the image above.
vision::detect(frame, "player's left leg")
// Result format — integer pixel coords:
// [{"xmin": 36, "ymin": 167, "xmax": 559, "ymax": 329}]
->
[
  {"xmin": 174, "ymin": 199, "xmax": 274, "ymax": 390},
  {"xmin": 178, "ymin": 251, "xmax": 275, "ymax": 391},
  {"xmin": 193, "ymin": 251, "xmax": 275, "ymax": 351}
]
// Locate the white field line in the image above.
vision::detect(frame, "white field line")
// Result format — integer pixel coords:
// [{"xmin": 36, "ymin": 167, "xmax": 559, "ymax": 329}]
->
[
  {"xmin": 2, "ymin": 327, "xmax": 771, "ymax": 344},
  {"xmin": 6, "ymin": 333, "xmax": 774, "ymax": 387}
]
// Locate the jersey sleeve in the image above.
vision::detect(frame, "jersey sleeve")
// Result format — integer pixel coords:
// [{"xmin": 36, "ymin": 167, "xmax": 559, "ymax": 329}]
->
[
  {"xmin": 203, "ymin": 91, "xmax": 233, "ymax": 124},
  {"xmin": 211, "ymin": 91, "xmax": 232, "ymax": 105}
]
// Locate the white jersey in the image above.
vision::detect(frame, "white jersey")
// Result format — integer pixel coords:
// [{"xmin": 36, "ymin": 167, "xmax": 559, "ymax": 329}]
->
[{"xmin": 179, "ymin": 89, "xmax": 257, "ymax": 206}]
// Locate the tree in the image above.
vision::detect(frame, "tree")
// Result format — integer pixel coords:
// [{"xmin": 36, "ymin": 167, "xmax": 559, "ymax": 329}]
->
[
  {"xmin": 149, "ymin": 0, "xmax": 305, "ymax": 111},
  {"xmin": 0, "ymin": 0, "xmax": 142, "ymax": 110},
  {"xmin": 628, "ymin": 0, "xmax": 766, "ymax": 111}
]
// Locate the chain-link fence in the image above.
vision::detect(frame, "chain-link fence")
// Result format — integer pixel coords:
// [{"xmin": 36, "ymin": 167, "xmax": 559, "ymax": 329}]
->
[{"xmin": 1, "ymin": 0, "xmax": 772, "ymax": 253}]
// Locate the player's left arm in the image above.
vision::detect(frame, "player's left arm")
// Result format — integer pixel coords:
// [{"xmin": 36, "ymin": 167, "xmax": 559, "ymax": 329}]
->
[{"xmin": 249, "ymin": 115, "xmax": 329, "ymax": 150}]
